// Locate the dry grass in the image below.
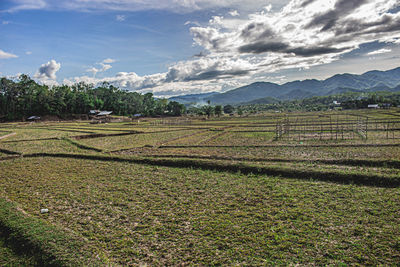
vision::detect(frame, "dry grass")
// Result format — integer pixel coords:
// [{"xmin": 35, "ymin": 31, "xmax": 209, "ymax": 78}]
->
[{"xmin": 0, "ymin": 109, "xmax": 400, "ymax": 265}]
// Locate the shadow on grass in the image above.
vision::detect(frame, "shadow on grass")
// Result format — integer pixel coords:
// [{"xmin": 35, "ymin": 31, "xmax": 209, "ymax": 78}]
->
[
  {"xmin": 0, "ymin": 222, "xmax": 52, "ymax": 266},
  {"xmin": 71, "ymin": 128, "xmax": 191, "ymax": 140},
  {"xmin": 160, "ymin": 143, "xmax": 400, "ymax": 148},
  {"xmin": 0, "ymin": 148, "xmax": 21, "ymax": 155},
  {"xmin": 27, "ymin": 127, "xmax": 96, "ymax": 134},
  {"xmin": 1, "ymin": 137, "xmax": 60, "ymax": 143},
  {"xmin": 62, "ymin": 138, "xmax": 103, "ymax": 152},
  {"xmin": 22, "ymin": 153, "xmax": 400, "ymax": 188},
  {"xmin": 0, "ymin": 198, "xmax": 104, "ymax": 266},
  {"xmin": 127, "ymin": 154, "xmax": 400, "ymax": 169}
]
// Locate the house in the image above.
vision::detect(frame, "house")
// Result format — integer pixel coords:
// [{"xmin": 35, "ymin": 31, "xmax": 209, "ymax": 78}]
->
[
  {"xmin": 91, "ymin": 111, "xmax": 113, "ymax": 123},
  {"xmin": 368, "ymin": 104, "xmax": 379, "ymax": 109},
  {"xmin": 381, "ymin": 103, "xmax": 391, "ymax": 109},
  {"xmin": 96, "ymin": 111, "xmax": 113, "ymax": 117},
  {"xmin": 333, "ymin": 101, "xmax": 341, "ymax": 105},
  {"xmin": 89, "ymin": 110, "xmax": 100, "ymax": 115},
  {"xmin": 27, "ymin": 116, "xmax": 41, "ymax": 121}
]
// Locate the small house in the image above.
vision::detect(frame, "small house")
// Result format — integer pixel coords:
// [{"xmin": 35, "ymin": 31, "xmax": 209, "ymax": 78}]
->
[
  {"xmin": 96, "ymin": 111, "xmax": 113, "ymax": 117},
  {"xmin": 89, "ymin": 110, "xmax": 100, "ymax": 115},
  {"xmin": 27, "ymin": 116, "xmax": 41, "ymax": 121},
  {"xmin": 368, "ymin": 104, "xmax": 379, "ymax": 109},
  {"xmin": 91, "ymin": 111, "xmax": 113, "ymax": 123}
]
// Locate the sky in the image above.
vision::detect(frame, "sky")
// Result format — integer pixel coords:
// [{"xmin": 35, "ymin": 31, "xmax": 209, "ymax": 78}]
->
[{"xmin": 1, "ymin": 0, "xmax": 400, "ymax": 97}]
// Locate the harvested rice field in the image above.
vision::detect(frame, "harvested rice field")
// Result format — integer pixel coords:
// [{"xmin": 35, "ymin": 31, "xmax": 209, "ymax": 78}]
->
[{"xmin": 1, "ymin": 109, "xmax": 400, "ymax": 265}]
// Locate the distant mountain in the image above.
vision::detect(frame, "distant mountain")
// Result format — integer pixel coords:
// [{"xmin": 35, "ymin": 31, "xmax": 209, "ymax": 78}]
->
[
  {"xmin": 239, "ymin": 96, "xmax": 279, "ymax": 105},
  {"xmin": 169, "ymin": 92, "xmax": 220, "ymax": 104},
  {"xmin": 169, "ymin": 67, "xmax": 400, "ymax": 105},
  {"xmin": 207, "ymin": 82, "xmax": 282, "ymax": 105}
]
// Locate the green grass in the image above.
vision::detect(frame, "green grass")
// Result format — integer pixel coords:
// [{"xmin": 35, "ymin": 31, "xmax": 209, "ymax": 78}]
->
[
  {"xmin": 0, "ymin": 198, "xmax": 105, "ymax": 265},
  {"xmin": 1, "ymin": 109, "xmax": 400, "ymax": 265},
  {"xmin": 78, "ymin": 129, "xmax": 199, "ymax": 151},
  {"xmin": 0, "ymin": 157, "xmax": 399, "ymax": 265},
  {"xmin": 0, "ymin": 236, "xmax": 37, "ymax": 266}
]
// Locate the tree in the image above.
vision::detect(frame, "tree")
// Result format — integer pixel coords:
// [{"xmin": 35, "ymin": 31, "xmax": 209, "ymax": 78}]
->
[
  {"xmin": 223, "ymin": 105, "xmax": 234, "ymax": 114},
  {"xmin": 167, "ymin": 101, "xmax": 186, "ymax": 116},
  {"xmin": 214, "ymin": 105, "xmax": 222, "ymax": 117},
  {"xmin": 203, "ymin": 105, "xmax": 214, "ymax": 118}
]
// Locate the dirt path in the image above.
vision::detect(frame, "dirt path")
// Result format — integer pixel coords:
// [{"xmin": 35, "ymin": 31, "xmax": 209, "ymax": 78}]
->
[{"xmin": 0, "ymin": 132, "xmax": 16, "ymax": 140}]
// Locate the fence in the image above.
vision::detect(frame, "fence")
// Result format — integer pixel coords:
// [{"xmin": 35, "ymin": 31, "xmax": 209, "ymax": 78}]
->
[{"xmin": 275, "ymin": 115, "xmax": 399, "ymax": 141}]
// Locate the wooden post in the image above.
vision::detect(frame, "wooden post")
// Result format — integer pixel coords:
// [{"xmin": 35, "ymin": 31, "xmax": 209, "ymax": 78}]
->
[
  {"xmin": 320, "ymin": 123, "xmax": 322, "ymax": 141},
  {"xmin": 386, "ymin": 122, "xmax": 389, "ymax": 139}
]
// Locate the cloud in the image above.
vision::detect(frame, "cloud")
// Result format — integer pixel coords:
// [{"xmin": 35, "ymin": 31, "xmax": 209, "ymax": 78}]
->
[
  {"xmin": 306, "ymin": 0, "xmax": 368, "ymax": 31},
  {"xmin": 85, "ymin": 59, "xmax": 116, "ymax": 76},
  {"xmin": 64, "ymin": 0, "xmax": 400, "ymax": 97},
  {"xmin": 86, "ymin": 63, "xmax": 112, "ymax": 76},
  {"xmin": 190, "ymin": 0, "xmax": 400, "ymax": 62},
  {"xmin": 25, "ymin": 51, "xmax": 32, "ymax": 55},
  {"xmin": 116, "ymin": 15, "xmax": 126, "ymax": 21},
  {"xmin": 2, "ymin": 21, "xmax": 10, "ymax": 25},
  {"xmin": 5, "ymin": 0, "xmax": 46, "ymax": 12},
  {"xmin": 0, "ymin": 49, "xmax": 18, "ymax": 59},
  {"xmin": 4, "ymin": 0, "xmax": 288, "ymax": 13},
  {"xmin": 367, "ymin": 48, "xmax": 392, "ymax": 55},
  {"xmin": 185, "ymin": 21, "xmax": 201, "ymax": 26},
  {"xmin": 229, "ymin": 10, "xmax": 239, "ymax": 16},
  {"xmin": 102, "ymin": 58, "xmax": 116, "ymax": 63},
  {"xmin": 34, "ymin": 59, "xmax": 61, "ymax": 85}
]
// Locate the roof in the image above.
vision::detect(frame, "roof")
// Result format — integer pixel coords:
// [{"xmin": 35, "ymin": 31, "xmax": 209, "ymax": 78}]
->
[
  {"xmin": 133, "ymin": 114, "xmax": 142, "ymax": 117},
  {"xmin": 27, "ymin": 116, "xmax": 41, "ymax": 120},
  {"xmin": 97, "ymin": 111, "xmax": 113, "ymax": 116}
]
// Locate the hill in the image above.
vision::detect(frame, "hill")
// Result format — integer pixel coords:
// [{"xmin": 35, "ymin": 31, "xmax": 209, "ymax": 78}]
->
[{"xmin": 170, "ymin": 67, "xmax": 400, "ymax": 105}]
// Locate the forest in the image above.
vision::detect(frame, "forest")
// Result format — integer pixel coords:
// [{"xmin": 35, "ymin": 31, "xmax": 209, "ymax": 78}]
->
[
  {"xmin": 0, "ymin": 74, "xmax": 185, "ymax": 121},
  {"xmin": 239, "ymin": 91, "xmax": 400, "ymax": 113}
]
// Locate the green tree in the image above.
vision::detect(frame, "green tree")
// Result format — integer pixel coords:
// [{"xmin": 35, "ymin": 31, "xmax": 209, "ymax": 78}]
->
[
  {"xmin": 214, "ymin": 105, "xmax": 222, "ymax": 117},
  {"xmin": 167, "ymin": 101, "xmax": 186, "ymax": 116},
  {"xmin": 223, "ymin": 105, "xmax": 234, "ymax": 114},
  {"xmin": 203, "ymin": 105, "xmax": 214, "ymax": 118}
]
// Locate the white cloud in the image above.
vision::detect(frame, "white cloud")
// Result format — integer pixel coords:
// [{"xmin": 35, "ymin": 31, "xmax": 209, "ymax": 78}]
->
[
  {"xmin": 25, "ymin": 51, "xmax": 32, "ymax": 55},
  {"xmin": 116, "ymin": 15, "xmax": 126, "ymax": 21},
  {"xmin": 102, "ymin": 58, "xmax": 116, "ymax": 63},
  {"xmin": 34, "ymin": 59, "xmax": 61, "ymax": 85},
  {"xmin": 5, "ymin": 0, "xmax": 288, "ymax": 13},
  {"xmin": 2, "ymin": 21, "xmax": 10, "ymax": 25},
  {"xmin": 0, "ymin": 49, "xmax": 18, "ymax": 59},
  {"xmin": 184, "ymin": 21, "xmax": 201, "ymax": 26},
  {"xmin": 63, "ymin": 0, "xmax": 400, "ymax": 97},
  {"xmin": 86, "ymin": 59, "xmax": 115, "ymax": 76},
  {"xmin": 229, "ymin": 10, "xmax": 239, "ymax": 16},
  {"xmin": 5, "ymin": 0, "xmax": 46, "ymax": 12},
  {"xmin": 367, "ymin": 48, "xmax": 392, "ymax": 55}
]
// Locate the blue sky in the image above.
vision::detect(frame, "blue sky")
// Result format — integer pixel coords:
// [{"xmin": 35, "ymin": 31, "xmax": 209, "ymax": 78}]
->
[{"xmin": 1, "ymin": 0, "xmax": 400, "ymax": 97}]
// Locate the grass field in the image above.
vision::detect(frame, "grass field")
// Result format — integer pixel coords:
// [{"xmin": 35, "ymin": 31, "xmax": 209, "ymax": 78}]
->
[{"xmin": 1, "ymin": 109, "xmax": 400, "ymax": 265}]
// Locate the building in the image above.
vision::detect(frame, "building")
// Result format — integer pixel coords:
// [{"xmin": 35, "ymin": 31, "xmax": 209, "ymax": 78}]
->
[
  {"xmin": 367, "ymin": 104, "xmax": 379, "ymax": 109},
  {"xmin": 27, "ymin": 116, "xmax": 41, "ymax": 121},
  {"xmin": 91, "ymin": 111, "xmax": 113, "ymax": 123}
]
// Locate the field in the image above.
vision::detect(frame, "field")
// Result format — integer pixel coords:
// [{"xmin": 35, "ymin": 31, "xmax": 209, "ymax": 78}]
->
[{"xmin": 1, "ymin": 109, "xmax": 400, "ymax": 265}]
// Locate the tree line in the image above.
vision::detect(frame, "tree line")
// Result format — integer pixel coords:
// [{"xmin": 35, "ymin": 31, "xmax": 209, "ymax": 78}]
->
[
  {"xmin": 238, "ymin": 91, "xmax": 400, "ymax": 113},
  {"xmin": 0, "ymin": 75, "xmax": 186, "ymax": 121}
]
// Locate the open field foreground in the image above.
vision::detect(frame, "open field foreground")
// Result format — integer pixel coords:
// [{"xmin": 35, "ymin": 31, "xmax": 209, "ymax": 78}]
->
[{"xmin": 1, "ymin": 109, "xmax": 400, "ymax": 265}]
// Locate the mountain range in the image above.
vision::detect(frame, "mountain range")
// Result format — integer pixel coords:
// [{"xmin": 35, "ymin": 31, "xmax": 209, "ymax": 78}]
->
[{"xmin": 169, "ymin": 67, "xmax": 400, "ymax": 105}]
